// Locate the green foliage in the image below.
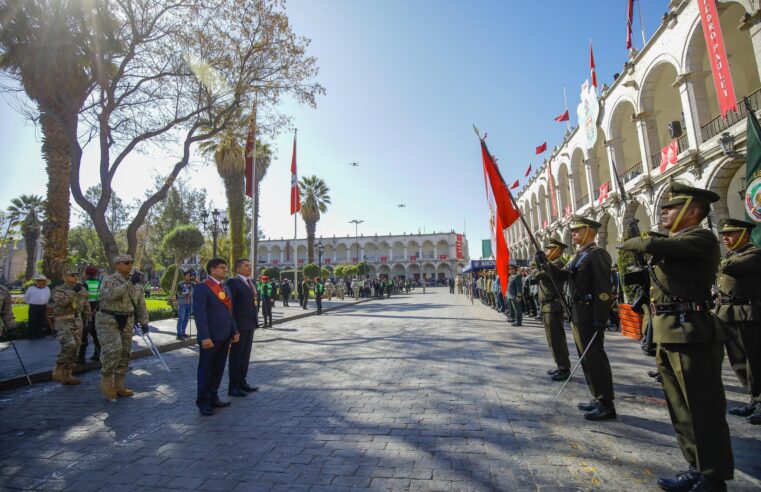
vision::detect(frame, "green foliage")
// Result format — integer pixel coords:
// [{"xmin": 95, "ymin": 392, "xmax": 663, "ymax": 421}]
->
[
  {"xmin": 160, "ymin": 264, "xmax": 178, "ymax": 295},
  {"xmin": 333, "ymin": 265, "xmax": 345, "ymax": 278},
  {"xmin": 357, "ymin": 261, "xmax": 369, "ymax": 276},
  {"xmin": 617, "ymin": 231, "xmax": 637, "ymax": 303},
  {"xmin": 262, "ymin": 266, "xmax": 281, "ymax": 279},
  {"xmin": 163, "ymin": 225, "xmax": 205, "ymax": 261},
  {"xmin": 321, "ymin": 267, "xmax": 330, "ymax": 279},
  {"xmin": 302, "ymin": 263, "xmax": 319, "ymax": 279}
]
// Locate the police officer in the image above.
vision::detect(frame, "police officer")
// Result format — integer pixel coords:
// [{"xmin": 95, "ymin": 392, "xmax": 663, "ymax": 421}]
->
[
  {"xmin": 96, "ymin": 255, "xmax": 149, "ymax": 400},
  {"xmin": 716, "ymin": 218, "xmax": 761, "ymax": 425},
  {"xmin": 541, "ymin": 215, "xmax": 615, "ymax": 421},
  {"xmin": 52, "ymin": 267, "xmax": 91, "ymax": 385},
  {"xmin": 535, "ymin": 240, "xmax": 571, "ymax": 382},
  {"xmin": 314, "ymin": 277, "xmax": 324, "ymax": 314},
  {"xmin": 78, "ymin": 265, "xmax": 101, "ymax": 363},
  {"xmin": 259, "ymin": 275, "xmax": 274, "ymax": 327},
  {"xmin": 620, "ymin": 182, "xmax": 732, "ymax": 491}
]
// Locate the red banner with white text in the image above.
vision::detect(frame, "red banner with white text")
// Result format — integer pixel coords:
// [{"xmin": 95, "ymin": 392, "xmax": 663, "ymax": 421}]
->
[
  {"xmin": 699, "ymin": 0, "xmax": 737, "ymax": 117},
  {"xmin": 455, "ymin": 234, "xmax": 464, "ymax": 260}
]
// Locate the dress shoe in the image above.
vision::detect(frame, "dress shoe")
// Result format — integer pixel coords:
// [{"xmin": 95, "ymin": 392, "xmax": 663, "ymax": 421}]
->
[
  {"xmin": 728, "ymin": 399, "xmax": 756, "ymax": 417},
  {"xmin": 658, "ymin": 468, "xmax": 700, "ymax": 492},
  {"xmin": 551, "ymin": 370, "xmax": 570, "ymax": 382},
  {"xmin": 583, "ymin": 402, "xmax": 616, "ymax": 421},
  {"xmin": 228, "ymin": 387, "xmax": 248, "ymax": 397},
  {"xmin": 175, "ymin": 336, "xmax": 184, "ymax": 341},
  {"xmin": 577, "ymin": 399, "xmax": 599, "ymax": 412},
  {"xmin": 211, "ymin": 399, "xmax": 231, "ymax": 408},
  {"xmin": 748, "ymin": 405, "xmax": 761, "ymax": 425},
  {"xmin": 198, "ymin": 405, "xmax": 214, "ymax": 416},
  {"xmin": 240, "ymin": 383, "xmax": 259, "ymax": 392},
  {"xmin": 647, "ymin": 370, "xmax": 660, "ymax": 378},
  {"xmin": 511, "ymin": 323, "xmax": 522, "ymax": 327},
  {"xmin": 688, "ymin": 475, "xmax": 726, "ymax": 491},
  {"xmin": 547, "ymin": 368, "xmax": 560, "ymax": 376}
]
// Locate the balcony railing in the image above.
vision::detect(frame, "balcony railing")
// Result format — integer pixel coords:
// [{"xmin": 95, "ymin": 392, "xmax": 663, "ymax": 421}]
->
[
  {"xmin": 575, "ymin": 194, "xmax": 588, "ymax": 209},
  {"xmin": 621, "ymin": 161, "xmax": 643, "ymax": 183},
  {"xmin": 677, "ymin": 133, "xmax": 689, "ymax": 153},
  {"xmin": 701, "ymin": 87, "xmax": 761, "ymax": 142}
]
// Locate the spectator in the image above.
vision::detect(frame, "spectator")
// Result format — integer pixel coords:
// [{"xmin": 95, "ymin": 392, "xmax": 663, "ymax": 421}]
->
[
  {"xmin": 176, "ymin": 270, "xmax": 195, "ymax": 340},
  {"xmin": 507, "ymin": 265, "xmax": 523, "ymax": 327},
  {"xmin": 24, "ymin": 274, "xmax": 51, "ymax": 338}
]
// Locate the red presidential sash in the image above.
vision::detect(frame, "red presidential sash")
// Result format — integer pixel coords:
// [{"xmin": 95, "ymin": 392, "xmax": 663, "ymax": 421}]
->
[{"xmin": 204, "ymin": 278, "xmax": 232, "ymax": 310}]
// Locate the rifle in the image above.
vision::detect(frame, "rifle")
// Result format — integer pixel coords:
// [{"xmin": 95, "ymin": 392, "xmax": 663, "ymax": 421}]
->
[{"xmin": 611, "ymin": 161, "xmax": 656, "ymax": 356}]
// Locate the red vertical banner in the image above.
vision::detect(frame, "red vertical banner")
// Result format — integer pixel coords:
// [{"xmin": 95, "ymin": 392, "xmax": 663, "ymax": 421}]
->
[
  {"xmin": 699, "ymin": 0, "xmax": 737, "ymax": 117},
  {"xmin": 547, "ymin": 161, "xmax": 557, "ymax": 219},
  {"xmin": 455, "ymin": 234, "xmax": 464, "ymax": 260}
]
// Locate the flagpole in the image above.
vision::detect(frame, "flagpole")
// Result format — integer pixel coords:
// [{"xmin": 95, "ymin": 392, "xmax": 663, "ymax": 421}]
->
[
  {"xmin": 636, "ymin": 0, "xmax": 647, "ymax": 48},
  {"xmin": 562, "ymin": 84, "xmax": 571, "ymax": 132},
  {"xmin": 293, "ymin": 129, "xmax": 298, "ymax": 289},
  {"xmin": 249, "ymin": 98, "xmax": 257, "ymax": 274}
]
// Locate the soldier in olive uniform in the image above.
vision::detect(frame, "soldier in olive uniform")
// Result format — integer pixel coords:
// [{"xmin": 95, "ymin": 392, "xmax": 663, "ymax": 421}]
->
[
  {"xmin": 535, "ymin": 240, "xmax": 571, "ymax": 382},
  {"xmin": 95, "ymin": 254, "xmax": 149, "ymax": 400},
  {"xmin": 0, "ymin": 284, "xmax": 16, "ymax": 337},
  {"xmin": 716, "ymin": 218, "xmax": 761, "ymax": 425},
  {"xmin": 620, "ymin": 182, "xmax": 732, "ymax": 491},
  {"xmin": 542, "ymin": 216, "xmax": 615, "ymax": 421},
  {"xmin": 52, "ymin": 267, "xmax": 91, "ymax": 385}
]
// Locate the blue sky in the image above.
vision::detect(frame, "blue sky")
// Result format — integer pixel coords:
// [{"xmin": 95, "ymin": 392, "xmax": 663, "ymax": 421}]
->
[{"xmin": 0, "ymin": 0, "xmax": 665, "ymax": 255}]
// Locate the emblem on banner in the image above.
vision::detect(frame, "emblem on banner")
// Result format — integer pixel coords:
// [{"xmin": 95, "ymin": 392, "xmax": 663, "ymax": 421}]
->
[
  {"xmin": 746, "ymin": 171, "xmax": 761, "ymax": 222},
  {"xmin": 577, "ymin": 80, "xmax": 599, "ymax": 150}
]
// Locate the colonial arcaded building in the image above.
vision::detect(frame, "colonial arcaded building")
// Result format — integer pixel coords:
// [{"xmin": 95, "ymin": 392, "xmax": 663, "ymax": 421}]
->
[
  {"xmin": 255, "ymin": 231, "xmax": 469, "ymax": 281},
  {"xmin": 507, "ymin": 0, "xmax": 760, "ymax": 261}
]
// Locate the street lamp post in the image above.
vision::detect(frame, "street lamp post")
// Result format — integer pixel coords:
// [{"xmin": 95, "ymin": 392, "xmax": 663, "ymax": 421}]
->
[
  {"xmin": 316, "ymin": 241, "xmax": 325, "ymax": 279},
  {"xmin": 201, "ymin": 208, "xmax": 229, "ymax": 259},
  {"xmin": 349, "ymin": 219, "xmax": 363, "ymax": 264}
]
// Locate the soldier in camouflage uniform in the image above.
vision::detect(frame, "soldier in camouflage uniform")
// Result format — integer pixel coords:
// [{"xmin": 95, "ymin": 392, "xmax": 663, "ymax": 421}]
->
[
  {"xmin": 0, "ymin": 284, "xmax": 16, "ymax": 337},
  {"xmin": 95, "ymin": 254, "xmax": 149, "ymax": 400},
  {"xmin": 52, "ymin": 267, "xmax": 91, "ymax": 385}
]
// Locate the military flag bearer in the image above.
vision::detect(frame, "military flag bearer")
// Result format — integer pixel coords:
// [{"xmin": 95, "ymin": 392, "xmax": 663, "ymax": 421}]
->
[{"xmin": 534, "ymin": 240, "xmax": 571, "ymax": 382}]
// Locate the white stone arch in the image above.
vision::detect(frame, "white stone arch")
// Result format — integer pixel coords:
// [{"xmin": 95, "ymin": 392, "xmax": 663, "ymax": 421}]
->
[
  {"xmin": 556, "ymin": 160, "xmax": 571, "ymax": 217},
  {"xmin": 392, "ymin": 240, "xmax": 405, "ymax": 260},
  {"xmin": 436, "ymin": 239, "xmax": 449, "ymax": 259},
  {"xmin": 537, "ymin": 183, "xmax": 549, "ymax": 226},
  {"xmin": 406, "ymin": 262, "xmax": 421, "ymax": 279},
  {"xmin": 257, "ymin": 246, "xmax": 270, "ymax": 265},
  {"xmin": 366, "ymin": 264, "xmax": 377, "ymax": 276},
  {"xmin": 622, "ymin": 196, "xmax": 654, "ymax": 235},
  {"xmin": 378, "ymin": 264, "xmax": 391, "ymax": 276},
  {"xmin": 364, "ymin": 241, "xmax": 378, "ymax": 262},
  {"xmin": 422, "ymin": 262, "xmax": 436, "ymax": 277},
  {"xmin": 570, "ymin": 146, "xmax": 588, "ymax": 207},
  {"xmin": 437, "ymin": 262, "xmax": 452, "ymax": 280},
  {"xmin": 392, "ymin": 263, "xmax": 406, "ymax": 278},
  {"xmin": 589, "ymin": 127, "xmax": 611, "ymax": 200},
  {"xmin": 421, "ymin": 240, "xmax": 435, "ymax": 260},
  {"xmin": 335, "ymin": 243, "xmax": 348, "ymax": 263},
  {"xmin": 637, "ymin": 56, "xmax": 684, "ymax": 164},
  {"xmin": 530, "ymin": 192, "xmax": 540, "ymax": 232},
  {"xmin": 297, "ymin": 245, "xmax": 307, "ymax": 262},
  {"xmin": 705, "ymin": 155, "xmax": 747, "ymax": 229},
  {"xmin": 606, "ymin": 95, "xmax": 643, "ymax": 179}
]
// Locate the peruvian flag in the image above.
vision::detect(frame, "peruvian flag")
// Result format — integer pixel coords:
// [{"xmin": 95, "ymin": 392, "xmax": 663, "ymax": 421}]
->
[
  {"xmin": 597, "ymin": 182, "xmax": 610, "ymax": 204},
  {"xmin": 554, "ymin": 110, "xmax": 570, "ymax": 123},
  {"xmin": 590, "ymin": 41, "xmax": 598, "ymax": 89},
  {"xmin": 290, "ymin": 132, "xmax": 301, "ymax": 215},
  {"xmin": 510, "ymin": 179, "xmax": 519, "ymax": 190},
  {"xmin": 626, "ymin": 0, "xmax": 635, "ymax": 50},
  {"xmin": 524, "ymin": 164, "xmax": 532, "ymax": 177},
  {"xmin": 244, "ymin": 106, "xmax": 256, "ymax": 198},
  {"xmin": 535, "ymin": 142, "xmax": 547, "ymax": 154},
  {"xmin": 480, "ymin": 138, "xmax": 520, "ymax": 296},
  {"xmin": 659, "ymin": 139, "xmax": 679, "ymax": 173}
]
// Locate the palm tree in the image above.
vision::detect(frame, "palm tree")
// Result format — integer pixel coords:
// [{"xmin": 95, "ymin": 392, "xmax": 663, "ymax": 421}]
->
[
  {"xmin": 251, "ymin": 141, "xmax": 272, "ymax": 266},
  {"xmin": 201, "ymin": 131, "xmax": 246, "ymax": 264},
  {"xmin": 0, "ymin": 1, "xmax": 115, "ymax": 281},
  {"xmin": 298, "ymin": 175, "xmax": 331, "ymax": 263},
  {"xmin": 7, "ymin": 195, "xmax": 45, "ymax": 280}
]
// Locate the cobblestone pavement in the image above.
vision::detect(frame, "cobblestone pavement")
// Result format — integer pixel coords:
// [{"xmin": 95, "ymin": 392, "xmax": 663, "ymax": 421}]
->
[{"xmin": 1, "ymin": 288, "xmax": 759, "ymax": 491}]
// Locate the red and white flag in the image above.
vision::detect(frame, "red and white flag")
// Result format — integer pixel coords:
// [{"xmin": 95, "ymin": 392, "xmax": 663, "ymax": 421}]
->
[
  {"xmin": 626, "ymin": 0, "xmax": 635, "ymax": 50},
  {"xmin": 589, "ymin": 41, "xmax": 598, "ymax": 89},
  {"xmin": 290, "ymin": 132, "xmax": 301, "ymax": 215},
  {"xmin": 535, "ymin": 142, "xmax": 547, "ymax": 154},
  {"xmin": 659, "ymin": 139, "xmax": 679, "ymax": 173},
  {"xmin": 554, "ymin": 110, "xmax": 570, "ymax": 123},
  {"xmin": 244, "ymin": 108, "xmax": 256, "ymax": 198},
  {"xmin": 597, "ymin": 182, "xmax": 610, "ymax": 204}
]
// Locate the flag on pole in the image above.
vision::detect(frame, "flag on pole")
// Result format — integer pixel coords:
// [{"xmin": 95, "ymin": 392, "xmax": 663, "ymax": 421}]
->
[
  {"xmin": 590, "ymin": 40, "xmax": 598, "ymax": 89},
  {"xmin": 244, "ymin": 110, "xmax": 256, "ymax": 198},
  {"xmin": 290, "ymin": 132, "xmax": 301, "ymax": 215},
  {"xmin": 743, "ymin": 98, "xmax": 761, "ymax": 247},
  {"xmin": 535, "ymin": 142, "xmax": 547, "ymax": 154},
  {"xmin": 524, "ymin": 164, "xmax": 532, "ymax": 177},
  {"xmin": 554, "ymin": 110, "xmax": 570, "ymax": 122},
  {"xmin": 480, "ymin": 139, "xmax": 520, "ymax": 295},
  {"xmin": 626, "ymin": 0, "xmax": 635, "ymax": 50},
  {"xmin": 510, "ymin": 179, "xmax": 519, "ymax": 190}
]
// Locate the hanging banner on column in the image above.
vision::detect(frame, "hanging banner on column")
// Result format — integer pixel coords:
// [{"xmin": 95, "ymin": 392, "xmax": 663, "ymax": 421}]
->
[
  {"xmin": 577, "ymin": 80, "xmax": 599, "ymax": 150},
  {"xmin": 699, "ymin": 0, "xmax": 737, "ymax": 117},
  {"xmin": 456, "ymin": 234, "xmax": 464, "ymax": 259}
]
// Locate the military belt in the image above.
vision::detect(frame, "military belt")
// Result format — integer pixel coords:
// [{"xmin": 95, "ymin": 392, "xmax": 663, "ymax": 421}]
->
[
  {"xmin": 54, "ymin": 314, "xmax": 76, "ymax": 321},
  {"xmin": 719, "ymin": 296, "xmax": 751, "ymax": 306},
  {"xmin": 650, "ymin": 302, "xmax": 711, "ymax": 315},
  {"xmin": 101, "ymin": 309, "xmax": 133, "ymax": 316}
]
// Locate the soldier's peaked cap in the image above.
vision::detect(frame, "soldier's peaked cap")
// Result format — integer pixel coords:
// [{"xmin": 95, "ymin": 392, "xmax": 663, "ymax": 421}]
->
[
  {"xmin": 568, "ymin": 215, "xmax": 602, "ymax": 230},
  {"xmin": 544, "ymin": 239, "xmax": 568, "ymax": 250},
  {"xmin": 113, "ymin": 254, "xmax": 134, "ymax": 263},
  {"xmin": 662, "ymin": 181, "xmax": 720, "ymax": 207},
  {"xmin": 719, "ymin": 218, "xmax": 757, "ymax": 233}
]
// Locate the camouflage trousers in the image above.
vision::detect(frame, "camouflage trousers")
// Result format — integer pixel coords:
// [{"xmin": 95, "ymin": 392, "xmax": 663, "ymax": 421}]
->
[
  {"xmin": 95, "ymin": 312, "xmax": 133, "ymax": 377},
  {"xmin": 55, "ymin": 319, "xmax": 83, "ymax": 371}
]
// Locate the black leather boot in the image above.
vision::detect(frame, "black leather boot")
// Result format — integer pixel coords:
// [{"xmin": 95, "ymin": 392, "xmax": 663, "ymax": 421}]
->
[{"xmin": 657, "ymin": 467, "xmax": 699, "ymax": 492}]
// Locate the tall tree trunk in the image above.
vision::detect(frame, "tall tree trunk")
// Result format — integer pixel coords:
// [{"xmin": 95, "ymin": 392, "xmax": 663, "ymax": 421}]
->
[
  {"xmin": 23, "ymin": 228, "xmax": 38, "ymax": 280},
  {"xmin": 306, "ymin": 220, "xmax": 316, "ymax": 263},
  {"xmin": 253, "ymin": 181, "xmax": 260, "ymax": 274},
  {"xmin": 223, "ymin": 174, "xmax": 245, "ymax": 266},
  {"xmin": 40, "ymin": 110, "xmax": 72, "ymax": 283}
]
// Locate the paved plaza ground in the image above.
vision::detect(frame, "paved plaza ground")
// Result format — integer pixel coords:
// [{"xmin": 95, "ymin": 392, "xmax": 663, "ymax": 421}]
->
[{"xmin": 1, "ymin": 287, "xmax": 759, "ymax": 491}]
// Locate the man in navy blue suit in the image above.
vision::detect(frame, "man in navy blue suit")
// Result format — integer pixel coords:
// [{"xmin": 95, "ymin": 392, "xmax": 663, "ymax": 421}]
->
[
  {"xmin": 193, "ymin": 258, "xmax": 240, "ymax": 416},
  {"xmin": 226, "ymin": 259, "xmax": 260, "ymax": 397}
]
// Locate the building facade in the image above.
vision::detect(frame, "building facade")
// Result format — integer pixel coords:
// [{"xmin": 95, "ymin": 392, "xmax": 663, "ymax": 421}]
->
[
  {"xmin": 508, "ymin": 0, "xmax": 760, "ymax": 261},
  {"xmin": 255, "ymin": 231, "xmax": 469, "ymax": 280}
]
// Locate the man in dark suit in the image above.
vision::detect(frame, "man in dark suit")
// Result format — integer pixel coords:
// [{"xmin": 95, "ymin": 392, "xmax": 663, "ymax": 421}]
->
[
  {"xmin": 226, "ymin": 259, "xmax": 260, "ymax": 398},
  {"xmin": 193, "ymin": 258, "xmax": 240, "ymax": 416}
]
